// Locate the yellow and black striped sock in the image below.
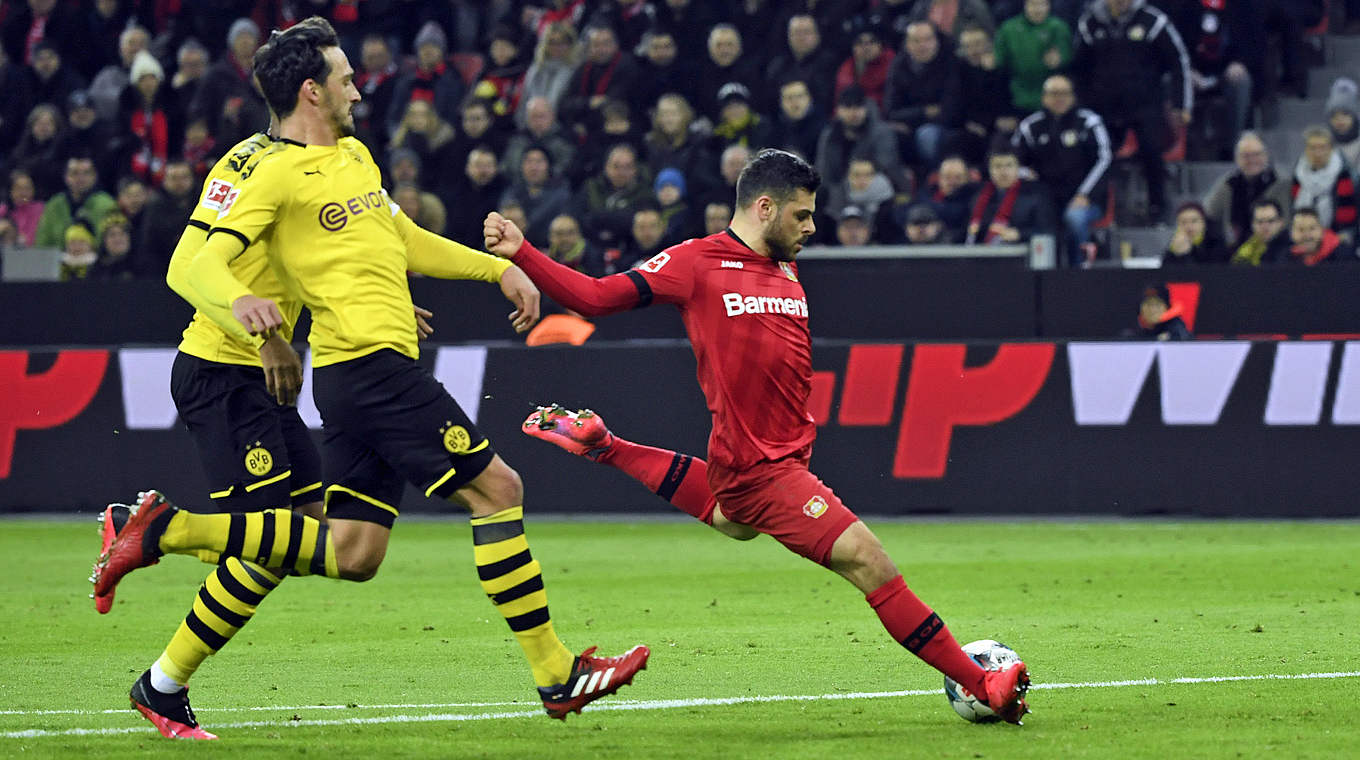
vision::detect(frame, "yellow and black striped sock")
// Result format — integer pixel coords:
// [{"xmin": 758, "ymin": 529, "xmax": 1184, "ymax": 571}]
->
[
  {"xmin": 158, "ymin": 509, "xmax": 339, "ymax": 578},
  {"xmin": 470, "ymin": 506, "xmax": 574, "ymax": 687},
  {"xmin": 155, "ymin": 557, "xmax": 282, "ymax": 685}
]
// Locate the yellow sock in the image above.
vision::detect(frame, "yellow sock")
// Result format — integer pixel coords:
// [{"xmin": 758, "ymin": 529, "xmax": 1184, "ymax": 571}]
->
[
  {"xmin": 156, "ymin": 558, "xmax": 282, "ymax": 684},
  {"xmin": 160, "ymin": 509, "xmax": 338, "ymax": 577},
  {"xmin": 470, "ymin": 506, "xmax": 574, "ymax": 687}
]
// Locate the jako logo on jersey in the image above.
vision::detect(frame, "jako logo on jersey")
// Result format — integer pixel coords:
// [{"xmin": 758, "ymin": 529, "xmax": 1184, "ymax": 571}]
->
[
  {"xmin": 201, "ymin": 179, "xmax": 233, "ymax": 211},
  {"xmin": 802, "ymin": 495, "xmax": 829, "ymax": 518},
  {"xmin": 720, "ymin": 260, "xmax": 744, "ymax": 269},
  {"xmin": 318, "ymin": 191, "xmax": 387, "ymax": 231},
  {"xmin": 639, "ymin": 251, "xmax": 670, "ymax": 272},
  {"xmin": 722, "ymin": 292, "xmax": 809, "ymax": 318}
]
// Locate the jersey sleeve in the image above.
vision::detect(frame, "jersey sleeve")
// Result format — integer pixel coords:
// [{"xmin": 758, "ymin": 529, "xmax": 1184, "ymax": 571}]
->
[
  {"xmin": 510, "ymin": 239, "xmax": 645, "ymax": 316},
  {"xmin": 631, "ymin": 245, "xmax": 695, "ymax": 306},
  {"xmin": 395, "ymin": 209, "xmax": 512, "ymax": 282},
  {"xmin": 186, "ymin": 160, "xmax": 285, "ymax": 314}
]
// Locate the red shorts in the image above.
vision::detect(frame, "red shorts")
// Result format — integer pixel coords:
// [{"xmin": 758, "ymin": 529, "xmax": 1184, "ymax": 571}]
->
[{"xmin": 707, "ymin": 456, "xmax": 858, "ymax": 566}]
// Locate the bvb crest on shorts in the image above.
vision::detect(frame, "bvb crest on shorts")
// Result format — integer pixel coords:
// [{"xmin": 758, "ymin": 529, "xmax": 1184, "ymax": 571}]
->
[
  {"xmin": 803, "ymin": 494, "xmax": 828, "ymax": 519},
  {"xmin": 244, "ymin": 443, "xmax": 273, "ymax": 476},
  {"xmin": 441, "ymin": 422, "xmax": 472, "ymax": 454}
]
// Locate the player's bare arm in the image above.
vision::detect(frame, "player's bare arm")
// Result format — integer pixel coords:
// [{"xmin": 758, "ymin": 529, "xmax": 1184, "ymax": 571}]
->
[
  {"xmin": 258, "ymin": 334, "xmax": 303, "ymax": 405},
  {"xmin": 499, "ymin": 265, "xmax": 541, "ymax": 333}
]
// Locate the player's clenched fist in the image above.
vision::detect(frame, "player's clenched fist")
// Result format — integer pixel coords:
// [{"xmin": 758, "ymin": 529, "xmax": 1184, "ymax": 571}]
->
[{"xmin": 484, "ymin": 212, "xmax": 524, "ymax": 259}]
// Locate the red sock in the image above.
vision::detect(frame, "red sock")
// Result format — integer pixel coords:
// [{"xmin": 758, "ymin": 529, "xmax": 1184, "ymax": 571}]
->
[
  {"xmin": 599, "ymin": 437, "xmax": 716, "ymax": 524},
  {"xmin": 866, "ymin": 575, "xmax": 986, "ymax": 697}
]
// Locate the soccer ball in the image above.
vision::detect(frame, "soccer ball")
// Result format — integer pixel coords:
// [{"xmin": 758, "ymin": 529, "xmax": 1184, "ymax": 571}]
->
[{"xmin": 943, "ymin": 639, "xmax": 1023, "ymax": 723}]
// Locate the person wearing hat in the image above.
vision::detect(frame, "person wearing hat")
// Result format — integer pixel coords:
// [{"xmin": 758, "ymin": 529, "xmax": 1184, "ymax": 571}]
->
[
  {"xmin": 652, "ymin": 166, "xmax": 690, "ymax": 244},
  {"xmin": 386, "ymin": 21, "xmax": 466, "ymax": 135},
  {"xmin": 187, "ymin": 17, "xmax": 269, "ymax": 149},
  {"xmin": 710, "ymin": 82, "xmax": 772, "ymax": 154},
  {"xmin": 835, "ymin": 203, "xmax": 874, "ymax": 246},
  {"xmin": 57, "ymin": 89, "xmax": 118, "ymax": 190},
  {"xmin": 58, "ymin": 218, "xmax": 98, "ymax": 280},
  {"xmin": 88, "ymin": 24, "xmax": 151, "ymax": 122},
  {"xmin": 904, "ymin": 202, "xmax": 947, "ymax": 244},
  {"xmin": 1136, "ymin": 283, "xmax": 1191, "ymax": 341},
  {"xmin": 1326, "ymin": 77, "xmax": 1360, "ymax": 170},
  {"xmin": 121, "ymin": 49, "xmax": 170, "ymax": 185},
  {"xmin": 25, "ymin": 40, "xmax": 88, "ymax": 115}
]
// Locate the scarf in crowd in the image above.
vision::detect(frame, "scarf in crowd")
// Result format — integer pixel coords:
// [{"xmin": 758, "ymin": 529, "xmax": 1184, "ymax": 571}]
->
[
  {"xmin": 966, "ymin": 181, "xmax": 1021, "ymax": 244},
  {"xmin": 1293, "ymin": 150, "xmax": 1345, "ymax": 228},
  {"xmin": 1289, "ymin": 229, "xmax": 1342, "ymax": 266}
]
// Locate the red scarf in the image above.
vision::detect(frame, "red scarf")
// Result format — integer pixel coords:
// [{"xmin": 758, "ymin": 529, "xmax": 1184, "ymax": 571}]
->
[
  {"xmin": 967, "ymin": 181, "xmax": 1021, "ymax": 244},
  {"xmin": 1289, "ymin": 229, "xmax": 1341, "ymax": 266},
  {"xmin": 130, "ymin": 107, "xmax": 169, "ymax": 185},
  {"xmin": 577, "ymin": 52, "xmax": 620, "ymax": 97}
]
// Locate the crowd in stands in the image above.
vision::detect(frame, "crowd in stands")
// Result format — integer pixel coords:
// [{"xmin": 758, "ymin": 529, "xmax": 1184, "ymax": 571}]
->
[{"xmin": 2, "ymin": 0, "xmax": 1358, "ymax": 282}]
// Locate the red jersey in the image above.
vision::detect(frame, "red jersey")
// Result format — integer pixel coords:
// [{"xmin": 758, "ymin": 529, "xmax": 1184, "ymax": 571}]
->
[{"xmin": 512, "ymin": 230, "xmax": 817, "ymax": 471}]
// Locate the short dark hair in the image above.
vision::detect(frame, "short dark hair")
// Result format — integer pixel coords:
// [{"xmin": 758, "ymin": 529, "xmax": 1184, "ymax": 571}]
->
[
  {"xmin": 1292, "ymin": 206, "xmax": 1320, "ymax": 222},
  {"xmin": 253, "ymin": 17, "xmax": 339, "ymax": 118},
  {"xmin": 734, "ymin": 148, "xmax": 820, "ymax": 208},
  {"xmin": 1251, "ymin": 198, "xmax": 1283, "ymax": 217}
]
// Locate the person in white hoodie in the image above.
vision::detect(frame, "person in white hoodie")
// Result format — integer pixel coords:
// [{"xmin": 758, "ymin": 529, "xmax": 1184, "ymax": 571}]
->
[{"xmin": 1325, "ymin": 77, "xmax": 1360, "ymax": 170}]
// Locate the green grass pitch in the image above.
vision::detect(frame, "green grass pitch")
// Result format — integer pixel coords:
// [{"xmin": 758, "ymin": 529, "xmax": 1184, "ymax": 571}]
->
[{"xmin": 2, "ymin": 516, "xmax": 1357, "ymax": 758}]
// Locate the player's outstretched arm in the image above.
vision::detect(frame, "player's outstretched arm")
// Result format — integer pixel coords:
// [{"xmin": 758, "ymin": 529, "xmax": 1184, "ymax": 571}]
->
[{"xmin": 483, "ymin": 212, "xmax": 643, "ymax": 317}]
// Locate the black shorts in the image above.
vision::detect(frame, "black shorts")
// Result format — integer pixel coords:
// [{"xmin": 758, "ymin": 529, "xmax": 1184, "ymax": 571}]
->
[
  {"xmin": 311, "ymin": 349, "xmax": 496, "ymax": 528},
  {"xmin": 170, "ymin": 352, "xmax": 324, "ymax": 512}
]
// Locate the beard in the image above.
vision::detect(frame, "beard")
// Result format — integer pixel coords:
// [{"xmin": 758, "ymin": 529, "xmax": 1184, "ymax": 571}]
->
[
  {"xmin": 321, "ymin": 91, "xmax": 357, "ymax": 137},
  {"xmin": 762, "ymin": 215, "xmax": 805, "ymax": 261}
]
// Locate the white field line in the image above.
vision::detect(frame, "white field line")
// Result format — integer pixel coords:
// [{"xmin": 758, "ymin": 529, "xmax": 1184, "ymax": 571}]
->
[{"xmin": 3, "ymin": 670, "xmax": 1358, "ymax": 739}]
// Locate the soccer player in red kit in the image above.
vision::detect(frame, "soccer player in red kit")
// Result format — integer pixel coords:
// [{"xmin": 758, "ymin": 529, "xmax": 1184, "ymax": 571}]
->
[{"xmin": 484, "ymin": 149, "xmax": 1030, "ymax": 723}]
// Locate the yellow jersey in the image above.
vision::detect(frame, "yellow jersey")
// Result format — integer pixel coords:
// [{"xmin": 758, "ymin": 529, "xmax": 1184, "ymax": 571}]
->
[
  {"xmin": 187, "ymin": 135, "xmax": 511, "ymax": 367},
  {"xmin": 166, "ymin": 132, "xmax": 303, "ymax": 365}
]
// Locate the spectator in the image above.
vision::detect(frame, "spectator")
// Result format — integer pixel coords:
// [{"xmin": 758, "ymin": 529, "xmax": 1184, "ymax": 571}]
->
[
  {"xmin": 653, "ymin": 0, "xmax": 723, "ymax": 54},
  {"xmin": 496, "ymin": 201, "xmax": 531, "ymax": 245},
  {"xmin": 1136, "ymin": 283, "xmax": 1192, "ymax": 341},
  {"xmin": 643, "ymin": 93, "xmax": 716, "ymax": 204},
  {"xmin": 93, "ymin": 212, "xmax": 134, "ymax": 279},
  {"xmin": 566, "ymin": 97, "xmax": 645, "ymax": 187},
  {"xmin": 167, "ymin": 39, "xmax": 210, "ymax": 151},
  {"xmin": 58, "ymin": 218, "xmax": 98, "ymax": 280},
  {"xmin": 653, "ymin": 167, "xmax": 691, "ymax": 244},
  {"xmin": 573, "ymin": 142, "xmax": 652, "ymax": 250},
  {"xmin": 816, "ymin": 85, "xmax": 907, "ymax": 191},
  {"xmin": 476, "ymin": 26, "xmax": 530, "ymax": 120},
  {"xmin": 441, "ymin": 145, "xmax": 506, "ymax": 247},
  {"xmin": 385, "ymin": 21, "xmax": 465, "ymax": 136},
  {"xmin": 1203, "ymin": 132, "xmax": 1292, "ymax": 248},
  {"xmin": 1013, "ymin": 74, "xmax": 1112, "ymax": 267},
  {"xmin": 88, "ymin": 24, "xmax": 149, "ymax": 122},
  {"xmin": 0, "ymin": 169, "xmax": 43, "ymax": 249},
  {"xmin": 75, "ymin": 0, "xmax": 125, "ymax": 75},
  {"xmin": 699, "ymin": 143, "xmax": 752, "ymax": 213},
  {"xmin": 9, "ymin": 103, "xmax": 66, "ymax": 200},
  {"xmin": 1327, "ymin": 78, "xmax": 1360, "ymax": 170},
  {"xmin": 965, "ymin": 145, "xmax": 1054, "ymax": 244},
  {"xmin": 1172, "ymin": 0, "xmax": 1261, "ymax": 156},
  {"xmin": 618, "ymin": 204, "xmax": 668, "ymax": 271},
  {"xmin": 187, "ymin": 18, "xmax": 268, "ymax": 150},
  {"xmin": 503, "ymin": 96, "xmax": 577, "ymax": 182},
  {"xmin": 24, "ymin": 40, "xmax": 87, "ymax": 115},
  {"xmin": 956, "ymin": 24, "xmax": 1016, "ymax": 164},
  {"xmin": 120, "ymin": 50, "xmax": 170, "ymax": 186},
  {"xmin": 113, "ymin": 175, "xmax": 149, "ymax": 253},
  {"xmin": 34, "ymin": 155, "xmax": 115, "ymax": 247},
  {"xmin": 884, "ymin": 21, "xmax": 962, "ymax": 174},
  {"xmin": 545, "ymin": 212, "xmax": 601, "ymax": 274},
  {"xmin": 903, "ymin": 201, "xmax": 948, "ymax": 244},
  {"xmin": 768, "ymin": 78, "xmax": 826, "ymax": 163},
  {"xmin": 764, "ymin": 14, "xmax": 838, "ymax": 115},
  {"xmin": 135, "ymin": 160, "xmax": 196, "ymax": 277},
  {"xmin": 1285, "ymin": 207, "xmax": 1357, "ymax": 266},
  {"xmin": 835, "ymin": 204, "xmax": 874, "ymax": 246},
  {"xmin": 709, "ymin": 82, "xmax": 772, "ymax": 154},
  {"xmin": 1072, "ymin": 0, "xmax": 1192, "ymax": 222},
  {"xmin": 520, "ymin": 21, "xmax": 581, "ymax": 124},
  {"xmin": 1290, "ymin": 126, "xmax": 1358, "ymax": 244},
  {"xmin": 351, "ymin": 35, "xmax": 400, "ymax": 163},
  {"xmin": 863, "ymin": 0, "xmax": 919, "ymax": 43},
  {"xmin": 695, "ymin": 24, "xmax": 762, "ymax": 122},
  {"xmin": 385, "ymin": 147, "xmax": 424, "ymax": 189},
  {"xmin": 392, "ymin": 183, "xmax": 448, "ymax": 235},
  {"xmin": 1231, "ymin": 198, "xmax": 1290, "ymax": 266},
  {"xmin": 593, "ymin": 0, "xmax": 659, "ymax": 52},
  {"xmin": 2, "ymin": 0, "xmax": 83, "ymax": 73},
  {"xmin": 703, "ymin": 200, "xmax": 733, "ymax": 236},
  {"xmin": 917, "ymin": 154, "xmax": 978, "ymax": 242},
  {"xmin": 908, "ymin": 0, "xmax": 996, "ymax": 38},
  {"xmin": 824, "ymin": 157, "xmax": 896, "ymax": 229},
  {"xmin": 500, "ymin": 145, "xmax": 571, "ymax": 246},
  {"xmin": 180, "ymin": 117, "xmax": 217, "ymax": 179},
  {"xmin": 57, "ymin": 89, "xmax": 119, "ymax": 193},
  {"xmin": 994, "ymin": 0, "xmax": 1073, "ymax": 114},
  {"xmin": 834, "ymin": 26, "xmax": 896, "ymax": 112},
  {"xmin": 1162, "ymin": 201, "xmax": 1229, "ymax": 266},
  {"xmin": 635, "ymin": 26, "xmax": 699, "ymax": 115},
  {"xmin": 558, "ymin": 24, "xmax": 642, "ymax": 141},
  {"xmin": 436, "ymin": 99, "xmax": 505, "ymax": 196},
  {"xmin": 389, "ymin": 100, "xmax": 456, "ymax": 176}
]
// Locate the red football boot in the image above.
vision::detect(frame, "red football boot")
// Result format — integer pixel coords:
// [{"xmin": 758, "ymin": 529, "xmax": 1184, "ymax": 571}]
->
[
  {"xmin": 90, "ymin": 490, "xmax": 176, "ymax": 613},
  {"xmin": 522, "ymin": 404, "xmax": 614, "ymax": 461},
  {"xmin": 981, "ymin": 660, "xmax": 1031, "ymax": 725},
  {"xmin": 538, "ymin": 644, "xmax": 650, "ymax": 720},
  {"xmin": 89, "ymin": 504, "xmax": 131, "ymax": 613},
  {"xmin": 129, "ymin": 670, "xmax": 217, "ymax": 740}
]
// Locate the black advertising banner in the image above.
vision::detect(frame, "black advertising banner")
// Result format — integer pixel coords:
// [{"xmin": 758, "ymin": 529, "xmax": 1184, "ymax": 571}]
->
[{"xmin": 2, "ymin": 341, "xmax": 1357, "ymax": 517}]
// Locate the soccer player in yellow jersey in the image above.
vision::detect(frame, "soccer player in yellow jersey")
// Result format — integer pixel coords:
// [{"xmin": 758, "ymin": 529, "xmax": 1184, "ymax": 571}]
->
[{"xmin": 90, "ymin": 18, "xmax": 648, "ymax": 735}]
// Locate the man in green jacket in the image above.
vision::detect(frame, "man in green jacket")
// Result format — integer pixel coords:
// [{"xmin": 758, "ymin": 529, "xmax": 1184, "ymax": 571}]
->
[
  {"xmin": 34, "ymin": 155, "xmax": 117, "ymax": 248},
  {"xmin": 994, "ymin": 0, "xmax": 1073, "ymax": 113}
]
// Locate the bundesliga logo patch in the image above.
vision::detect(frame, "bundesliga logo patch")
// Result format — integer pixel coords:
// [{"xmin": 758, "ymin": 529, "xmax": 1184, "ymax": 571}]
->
[{"xmin": 803, "ymin": 495, "xmax": 828, "ymax": 519}]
